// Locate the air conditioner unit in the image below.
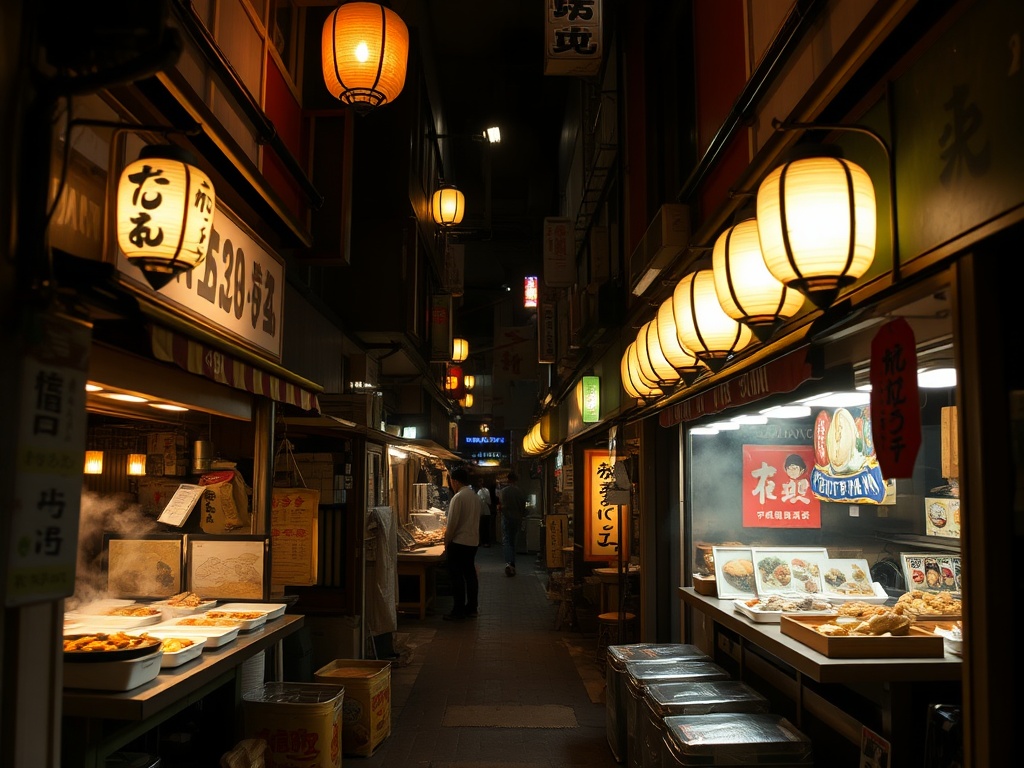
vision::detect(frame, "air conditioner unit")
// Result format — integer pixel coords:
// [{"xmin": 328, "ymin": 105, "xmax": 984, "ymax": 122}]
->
[{"xmin": 629, "ymin": 204, "xmax": 691, "ymax": 296}]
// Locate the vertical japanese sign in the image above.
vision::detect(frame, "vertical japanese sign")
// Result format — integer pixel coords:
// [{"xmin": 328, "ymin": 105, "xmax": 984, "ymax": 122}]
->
[
  {"xmin": 742, "ymin": 445, "xmax": 820, "ymax": 528},
  {"xmin": 542, "ymin": 216, "xmax": 575, "ymax": 286},
  {"xmin": 582, "ymin": 449, "xmax": 630, "ymax": 562},
  {"xmin": 538, "ymin": 296, "xmax": 556, "ymax": 364},
  {"xmin": 7, "ymin": 312, "xmax": 90, "ymax": 606},
  {"xmin": 870, "ymin": 318, "xmax": 921, "ymax": 478},
  {"xmin": 270, "ymin": 487, "xmax": 320, "ymax": 588},
  {"xmin": 429, "ymin": 294, "xmax": 453, "ymax": 363},
  {"xmin": 493, "ymin": 326, "xmax": 538, "ymax": 383},
  {"xmin": 544, "ymin": 0, "xmax": 603, "ymax": 77}
]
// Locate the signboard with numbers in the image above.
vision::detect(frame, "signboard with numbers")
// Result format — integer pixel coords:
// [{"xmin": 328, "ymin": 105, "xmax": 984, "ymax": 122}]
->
[
  {"xmin": 117, "ymin": 201, "xmax": 285, "ymax": 361},
  {"xmin": 6, "ymin": 312, "xmax": 90, "ymax": 606}
]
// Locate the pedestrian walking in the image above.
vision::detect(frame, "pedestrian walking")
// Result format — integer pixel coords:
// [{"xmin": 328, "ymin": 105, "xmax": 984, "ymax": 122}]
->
[{"xmin": 497, "ymin": 471, "xmax": 527, "ymax": 576}]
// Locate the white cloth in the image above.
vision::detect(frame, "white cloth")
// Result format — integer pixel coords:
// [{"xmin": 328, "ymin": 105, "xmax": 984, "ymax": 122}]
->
[{"xmin": 477, "ymin": 487, "xmax": 492, "ymax": 515}]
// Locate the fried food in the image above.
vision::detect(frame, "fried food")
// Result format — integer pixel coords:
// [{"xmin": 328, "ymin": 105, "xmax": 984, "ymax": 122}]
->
[
  {"xmin": 158, "ymin": 637, "xmax": 196, "ymax": 653},
  {"xmin": 63, "ymin": 632, "xmax": 155, "ymax": 652},
  {"xmin": 165, "ymin": 591, "xmax": 206, "ymax": 607},
  {"xmin": 722, "ymin": 558, "xmax": 755, "ymax": 591}
]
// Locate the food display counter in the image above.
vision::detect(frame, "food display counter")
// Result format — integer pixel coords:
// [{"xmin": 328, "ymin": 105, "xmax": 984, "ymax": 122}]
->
[
  {"xmin": 680, "ymin": 588, "xmax": 961, "ymax": 765},
  {"xmin": 62, "ymin": 614, "xmax": 304, "ymax": 768}
]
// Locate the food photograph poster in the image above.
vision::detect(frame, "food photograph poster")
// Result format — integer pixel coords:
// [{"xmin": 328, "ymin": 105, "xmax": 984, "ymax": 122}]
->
[{"xmin": 742, "ymin": 445, "xmax": 820, "ymax": 528}]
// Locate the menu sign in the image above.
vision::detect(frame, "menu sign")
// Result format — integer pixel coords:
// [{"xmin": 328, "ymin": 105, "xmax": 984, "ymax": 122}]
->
[
  {"xmin": 582, "ymin": 450, "xmax": 629, "ymax": 562},
  {"xmin": 156, "ymin": 484, "xmax": 205, "ymax": 527},
  {"xmin": 742, "ymin": 445, "xmax": 820, "ymax": 528}
]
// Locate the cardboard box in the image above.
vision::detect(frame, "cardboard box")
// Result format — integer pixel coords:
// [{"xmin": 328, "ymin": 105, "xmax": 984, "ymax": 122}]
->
[
  {"xmin": 243, "ymin": 683, "xmax": 344, "ymax": 768},
  {"xmin": 315, "ymin": 659, "xmax": 391, "ymax": 756}
]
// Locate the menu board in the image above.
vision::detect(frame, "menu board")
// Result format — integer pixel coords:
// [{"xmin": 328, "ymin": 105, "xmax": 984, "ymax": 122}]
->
[
  {"xmin": 157, "ymin": 484, "xmax": 205, "ymax": 527},
  {"xmin": 270, "ymin": 488, "xmax": 320, "ymax": 588}
]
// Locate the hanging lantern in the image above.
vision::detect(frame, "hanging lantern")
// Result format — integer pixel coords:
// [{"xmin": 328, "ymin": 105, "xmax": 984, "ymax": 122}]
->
[
  {"xmin": 635, "ymin": 321, "xmax": 680, "ymax": 386},
  {"xmin": 460, "ymin": 393, "xmax": 474, "ymax": 408},
  {"xmin": 712, "ymin": 218, "xmax": 805, "ymax": 342},
  {"xmin": 83, "ymin": 450, "xmax": 104, "ymax": 475},
  {"xmin": 620, "ymin": 342, "xmax": 661, "ymax": 401},
  {"xmin": 672, "ymin": 270, "xmax": 753, "ymax": 373},
  {"xmin": 431, "ymin": 186, "xmax": 466, "ymax": 227},
  {"xmin": 756, "ymin": 149, "xmax": 877, "ymax": 308},
  {"xmin": 445, "ymin": 365, "xmax": 465, "ymax": 400},
  {"xmin": 117, "ymin": 145, "xmax": 216, "ymax": 290},
  {"xmin": 452, "ymin": 337, "xmax": 469, "ymax": 362},
  {"xmin": 127, "ymin": 454, "xmax": 147, "ymax": 476},
  {"xmin": 654, "ymin": 298, "xmax": 707, "ymax": 385},
  {"xmin": 463, "ymin": 374, "xmax": 475, "ymax": 391},
  {"xmin": 321, "ymin": 2, "xmax": 409, "ymax": 112}
]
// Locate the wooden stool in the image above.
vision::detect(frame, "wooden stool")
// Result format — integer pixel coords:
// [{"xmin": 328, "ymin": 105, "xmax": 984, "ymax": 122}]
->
[{"xmin": 595, "ymin": 611, "xmax": 636, "ymax": 671}]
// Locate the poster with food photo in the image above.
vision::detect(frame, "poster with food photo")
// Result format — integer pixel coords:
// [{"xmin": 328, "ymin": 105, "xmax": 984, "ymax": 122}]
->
[
  {"xmin": 820, "ymin": 558, "xmax": 881, "ymax": 600},
  {"xmin": 712, "ymin": 546, "xmax": 756, "ymax": 599},
  {"xmin": 750, "ymin": 547, "xmax": 829, "ymax": 596},
  {"xmin": 900, "ymin": 553, "xmax": 962, "ymax": 594}
]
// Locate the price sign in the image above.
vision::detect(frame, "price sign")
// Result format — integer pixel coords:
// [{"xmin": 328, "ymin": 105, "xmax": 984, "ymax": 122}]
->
[{"xmin": 156, "ymin": 484, "xmax": 205, "ymax": 527}]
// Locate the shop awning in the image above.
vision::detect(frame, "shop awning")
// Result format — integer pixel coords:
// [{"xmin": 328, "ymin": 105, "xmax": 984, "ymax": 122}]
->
[
  {"xmin": 151, "ymin": 325, "xmax": 322, "ymax": 413},
  {"xmin": 399, "ymin": 438, "xmax": 462, "ymax": 462}
]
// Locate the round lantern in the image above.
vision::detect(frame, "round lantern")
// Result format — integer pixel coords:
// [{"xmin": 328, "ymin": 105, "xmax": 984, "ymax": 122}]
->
[
  {"xmin": 712, "ymin": 218, "xmax": 804, "ymax": 342},
  {"xmin": 452, "ymin": 337, "xmax": 469, "ymax": 362},
  {"xmin": 463, "ymin": 375, "xmax": 475, "ymax": 391},
  {"xmin": 431, "ymin": 186, "xmax": 466, "ymax": 227},
  {"xmin": 756, "ymin": 150, "xmax": 877, "ymax": 308},
  {"xmin": 620, "ymin": 342, "xmax": 661, "ymax": 401},
  {"xmin": 654, "ymin": 298, "xmax": 707, "ymax": 385},
  {"xmin": 321, "ymin": 2, "xmax": 409, "ymax": 112},
  {"xmin": 635, "ymin": 321, "xmax": 680, "ymax": 386},
  {"xmin": 117, "ymin": 145, "xmax": 216, "ymax": 290},
  {"xmin": 672, "ymin": 270, "xmax": 753, "ymax": 373}
]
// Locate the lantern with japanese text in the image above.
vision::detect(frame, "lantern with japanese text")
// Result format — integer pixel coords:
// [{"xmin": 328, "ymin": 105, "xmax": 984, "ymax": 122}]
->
[{"xmin": 116, "ymin": 145, "xmax": 216, "ymax": 290}]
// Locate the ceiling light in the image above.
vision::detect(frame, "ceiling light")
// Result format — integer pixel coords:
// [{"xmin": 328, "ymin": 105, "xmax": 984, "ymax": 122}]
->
[
  {"xmin": 321, "ymin": 2, "xmax": 409, "ymax": 112},
  {"xmin": 707, "ymin": 421, "xmax": 740, "ymax": 431},
  {"xmin": 760, "ymin": 405, "xmax": 812, "ymax": 419},
  {"xmin": 918, "ymin": 367, "xmax": 957, "ymax": 389},
  {"xmin": 689, "ymin": 427, "xmax": 719, "ymax": 435},
  {"xmin": 99, "ymin": 393, "xmax": 149, "ymax": 403},
  {"xmin": 85, "ymin": 383, "xmax": 103, "ymax": 392},
  {"xmin": 150, "ymin": 403, "xmax": 189, "ymax": 412},
  {"xmin": 731, "ymin": 414, "xmax": 768, "ymax": 425}
]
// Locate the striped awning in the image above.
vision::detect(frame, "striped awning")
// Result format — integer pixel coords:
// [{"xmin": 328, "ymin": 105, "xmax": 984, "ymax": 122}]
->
[{"xmin": 151, "ymin": 325, "xmax": 322, "ymax": 413}]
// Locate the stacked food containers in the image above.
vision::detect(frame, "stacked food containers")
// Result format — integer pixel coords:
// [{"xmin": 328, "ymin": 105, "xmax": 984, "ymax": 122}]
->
[
  {"xmin": 639, "ymin": 680, "xmax": 770, "ymax": 768},
  {"xmin": 661, "ymin": 713, "xmax": 813, "ymax": 766},
  {"xmin": 606, "ymin": 644, "xmax": 709, "ymax": 763},
  {"xmin": 624, "ymin": 659, "xmax": 731, "ymax": 768}
]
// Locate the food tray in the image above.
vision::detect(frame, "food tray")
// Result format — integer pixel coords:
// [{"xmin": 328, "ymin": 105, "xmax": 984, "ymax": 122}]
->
[
  {"xmin": 63, "ymin": 648, "xmax": 162, "ymax": 691},
  {"xmin": 201, "ymin": 611, "xmax": 269, "ymax": 631},
  {"xmin": 148, "ymin": 621, "xmax": 240, "ymax": 647},
  {"xmin": 780, "ymin": 615, "xmax": 944, "ymax": 658},
  {"xmin": 64, "ymin": 609, "xmax": 162, "ymax": 629},
  {"xmin": 734, "ymin": 599, "xmax": 837, "ymax": 624},
  {"xmin": 154, "ymin": 636, "xmax": 207, "ymax": 668},
  {"xmin": 820, "ymin": 580, "xmax": 890, "ymax": 604},
  {"xmin": 217, "ymin": 602, "xmax": 287, "ymax": 620},
  {"xmin": 147, "ymin": 598, "xmax": 218, "ymax": 618},
  {"xmin": 63, "ymin": 633, "xmax": 162, "ymax": 662}
]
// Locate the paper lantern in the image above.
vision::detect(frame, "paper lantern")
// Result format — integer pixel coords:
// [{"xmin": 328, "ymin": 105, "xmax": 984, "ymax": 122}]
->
[
  {"xmin": 654, "ymin": 298, "xmax": 707, "ymax": 384},
  {"xmin": 452, "ymin": 337, "xmax": 469, "ymax": 362},
  {"xmin": 672, "ymin": 270, "xmax": 753, "ymax": 372},
  {"xmin": 431, "ymin": 186, "xmax": 466, "ymax": 227}
]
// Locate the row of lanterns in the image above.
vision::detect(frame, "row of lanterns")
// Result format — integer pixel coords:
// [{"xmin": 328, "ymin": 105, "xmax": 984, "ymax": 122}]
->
[{"xmin": 624, "ymin": 150, "xmax": 877, "ymax": 401}]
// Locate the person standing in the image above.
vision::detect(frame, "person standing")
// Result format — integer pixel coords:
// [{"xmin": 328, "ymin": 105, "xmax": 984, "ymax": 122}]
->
[
  {"xmin": 497, "ymin": 471, "xmax": 527, "ymax": 576},
  {"xmin": 476, "ymin": 480, "xmax": 493, "ymax": 547},
  {"xmin": 444, "ymin": 466, "xmax": 480, "ymax": 620}
]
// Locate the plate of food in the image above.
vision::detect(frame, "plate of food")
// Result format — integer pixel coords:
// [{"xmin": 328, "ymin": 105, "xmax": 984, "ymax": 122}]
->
[
  {"xmin": 63, "ymin": 632, "xmax": 163, "ymax": 662},
  {"xmin": 66, "ymin": 603, "xmax": 164, "ymax": 628},
  {"xmin": 734, "ymin": 596, "xmax": 837, "ymax": 623},
  {"xmin": 712, "ymin": 546, "xmax": 756, "ymax": 599},
  {"xmin": 217, "ymin": 602, "xmax": 287, "ymax": 621},
  {"xmin": 148, "ymin": 591, "xmax": 217, "ymax": 617},
  {"xmin": 147, "ymin": 621, "xmax": 241, "ymax": 648}
]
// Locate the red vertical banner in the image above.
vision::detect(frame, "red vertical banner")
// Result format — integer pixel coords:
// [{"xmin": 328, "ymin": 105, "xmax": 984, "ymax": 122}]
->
[
  {"xmin": 870, "ymin": 318, "xmax": 921, "ymax": 478},
  {"xmin": 742, "ymin": 445, "xmax": 821, "ymax": 528}
]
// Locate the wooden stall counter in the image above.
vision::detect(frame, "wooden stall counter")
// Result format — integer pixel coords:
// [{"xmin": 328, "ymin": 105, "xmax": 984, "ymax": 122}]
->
[{"xmin": 397, "ymin": 544, "xmax": 446, "ymax": 619}]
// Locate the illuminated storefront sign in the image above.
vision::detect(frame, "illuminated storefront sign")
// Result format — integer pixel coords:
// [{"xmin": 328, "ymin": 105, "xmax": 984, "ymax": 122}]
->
[{"xmin": 582, "ymin": 449, "xmax": 629, "ymax": 562}]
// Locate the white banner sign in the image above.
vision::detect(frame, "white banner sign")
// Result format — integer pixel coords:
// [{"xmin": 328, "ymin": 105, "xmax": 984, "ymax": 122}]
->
[{"xmin": 117, "ymin": 202, "xmax": 285, "ymax": 361}]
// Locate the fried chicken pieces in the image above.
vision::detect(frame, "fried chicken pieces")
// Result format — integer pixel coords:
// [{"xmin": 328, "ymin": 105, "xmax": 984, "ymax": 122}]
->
[{"xmin": 813, "ymin": 603, "xmax": 912, "ymax": 637}]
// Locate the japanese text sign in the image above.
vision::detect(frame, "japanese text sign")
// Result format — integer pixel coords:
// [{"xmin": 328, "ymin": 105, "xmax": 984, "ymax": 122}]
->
[
  {"xmin": 544, "ymin": 0, "xmax": 603, "ymax": 76},
  {"xmin": 583, "ymin": 449, "xmax": 630, "ymax": 562},
  {"xmin": 742, "ymin": 445, "xmax": 821, "ymax": 528},
  {"xmin": 870, "ymin": 318, "xmax": 921, "ymax": 478}
]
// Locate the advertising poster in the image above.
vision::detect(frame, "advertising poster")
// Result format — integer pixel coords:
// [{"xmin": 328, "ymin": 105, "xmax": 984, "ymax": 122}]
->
[
  {"xmin": 742, "ymin": 445, "xmax": 820, "ymax": 528},
  {"xmin": 810, "ymin": 406, "xmax": 889, "ymax": 504}
]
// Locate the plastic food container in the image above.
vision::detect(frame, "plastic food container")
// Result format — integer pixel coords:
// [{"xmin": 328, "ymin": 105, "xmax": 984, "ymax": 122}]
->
[
  {"xmin": 314, "ymin": 659, "xmax": 392, "ymax": 756},
  {"xmin": 606, "ymin": 644, "xmax": 708, "ymax": 764},
  {"xmin": 661, "ymin": 713, "xmax": 813, "ymax": 766},
  {"xmin": 63, "ymin": 648, "xmax": 163, "ymax": 691},
  {"xmin": 243, "ymin": 683, "xmax": 345, "ymax": 768},
  {"xmin": 625, "ymin": 660, "xmax": 730, "ymax": 768},
  {"xmin": 640, "ymin": 681, "xmax": 770, "ymax": 768}
]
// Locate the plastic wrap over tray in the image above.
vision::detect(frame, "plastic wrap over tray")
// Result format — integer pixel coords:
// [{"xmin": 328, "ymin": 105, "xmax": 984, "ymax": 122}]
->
[{"xmin": 662, "ymin": 712, "xmax": 813, "ymax": 765}]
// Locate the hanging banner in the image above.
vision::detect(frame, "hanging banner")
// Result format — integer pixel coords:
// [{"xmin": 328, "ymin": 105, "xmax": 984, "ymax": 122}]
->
[
  {"xmin": 742, "ymin": 445, "xmax": 820, "ymax": 528},
  {"xmin": 543, "ymin": 217, "xmax": 575, "ymax": 286},
  {"xmin": 544, "ymin": 0, "xmax": 603, "ymax": 77},
  {"xmin": 271, "ymin": 487, "xmax": 320, "ymax": 588},
  {"xmin": 869, "ymin": 318, "xmax": 922, "ymax": 478},
  {"xmin": 582, "ymin": 449, "xmax": 630, "ymax": 562},
  {"xmin": 538, "ymin": 297, "xmax": 557, "ymax": 363},
  {"xmin": 810, "ymin": 405, "xmax": 889, "ymax": 504}
]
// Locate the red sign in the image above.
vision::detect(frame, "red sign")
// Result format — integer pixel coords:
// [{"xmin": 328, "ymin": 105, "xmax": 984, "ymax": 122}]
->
[
  {"xmin": 659, "ymin": 345, "xmax": 817, "ymax": 426},
  {"xmin": 742, "ymin": 445, "xmax": 821, "ymax": 528},
  {"xmin": 869, "ymin": 318, "xmax": 921, "ymax": 478}
]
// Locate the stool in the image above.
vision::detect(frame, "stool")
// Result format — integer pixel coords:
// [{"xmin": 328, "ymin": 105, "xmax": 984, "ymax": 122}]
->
[{"xmin": 596, "ymin": 611, "xmax": 636, "ymax": 671}]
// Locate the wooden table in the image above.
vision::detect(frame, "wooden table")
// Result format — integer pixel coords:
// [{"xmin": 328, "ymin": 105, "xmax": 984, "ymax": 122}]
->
[
  {"xmin": 397, "ymin": 544, "xmax": 446, "ymax": 619},
  {"xmin": 62, "ymin": 614, "xmax": 304, "ymax": 768},
  {"xmin": 593, "ymin": 565, "xmax": 640, "ymax": 613}
]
